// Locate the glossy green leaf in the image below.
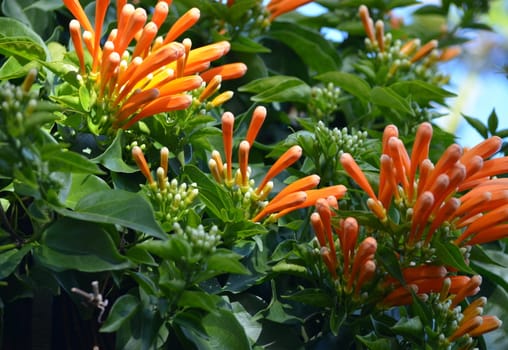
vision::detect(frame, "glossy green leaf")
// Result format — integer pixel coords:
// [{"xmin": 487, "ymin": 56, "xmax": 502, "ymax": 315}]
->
[
  {"xmin": 267, "ymin": 21, "xmax": 340, "ymax": 74},
  {"xmin": 42, "ymin": 146, "xmax": 104, "ymax": 175},
  {"xmin": 0, "ymin": 17, "xmax": 48, "ymax": 61},
  {"xmin": 433, "ymin": 240, "xmax": 475, "ymax": 274},
  {"xmin": 200, "ymin": 308, "xmax": 252, "ymax": 350},
  {"xmin": 140, "ymin": 235, "xmax": 192, "ymax": 261},
  {"xmin": 231, "ymin": 36, "xmax": 271, "ymax": 53},
  {"xmin": 36, "ymin": 217, "xmax": 131, "ymax": 272},
  {"xmin": 0, "ymin": 56, "xmax": 40, "ymax": 80},
  {"xmin": 462, "ymin": 114, "xmax": 489, "ymax": 139},
  {"xmin": 183, "ymin": 165, "xmax": 234, "ymax": 221},
  {"xmin": 391, "ymin": 317, "xmax": 423, "ymax": 344},
  {"xmin": 487, "ymin": 109, "xmax": 499, "ymax": 134},
  {"xmin": 25, "ymin": 0, "xmax": 63, "ymax": 11},
  {"xmin": 177, "ymin": 290, "xmax": 221, "ymax": 313},
  {"xmin": 79, "ymin": 85, "xmax": 91, "ymax": 112},
  {"xmin": 377, "ymin": 246, "xmax": 404, "ymax": 284},
  {"xmin": 471, "ymin": 249, "xmax": 508, "ymax": 294},
  {"xmin": 357, "ymin": 333, "xmax": 395, "ymax": 350},
  {"xmin": 193, "ymin": 251, "xmax": 249, "ymax": 285},
  {"xmin": 101, "ymin": 294, "xmax": 140, "ymax": 332},
  {"xmin": 239, "ymin": 75, "xmax": 311, "ymax": 103},
  {"xmin": 126, "ymin": 246, "xmax": 157, "ymax": 266},
  {"xmin": 230, "ymin": 301, "xmax": 262, "ymax": 344},
  {"xmin": 92, "ymin": 131, "xmax": 137, "ymax": 173},
  {"xmin": 390, "ymin": 80, "xmax": 456, "ymax": 105},
  {"xmin": 64, "ymin": 173, "xmax": 110, "ymax": 209},
  {"xmin": 0, "ymin": 244, "xmax": 33, "ymax": 280},
  {"xmin": 54, "ymin": 190, "xmax": 167, "ymax": 240},
  {"xmin": 315, "ymin": 71, "xmax": 371, "ymax": 101},
  {"xmin": 283, "ymin": 288, "xmax": 332, "ymax": 308},
  {"xmin": 370, "ymin": 86, "xmax": 413, "ymax": 115}
]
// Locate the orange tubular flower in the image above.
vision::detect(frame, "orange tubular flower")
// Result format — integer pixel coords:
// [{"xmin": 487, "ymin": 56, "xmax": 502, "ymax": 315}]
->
[
  {"xmin": 340, "ymin": 122, "xmax": 508, "ymax": 249},
  {"xmin": 209, "ymin": 110, "xmax": 346, "ymax": 222},
  {"xmin": 62, "ymin": 0, "xmax": 246, "ymax": 133},
  {"xmin": 266, "ymin": 0, "xmax": 314, "ymax": 21},
  {"xmin": 311, "ymin": 209, "xmax": 377, "ymax": 296}
]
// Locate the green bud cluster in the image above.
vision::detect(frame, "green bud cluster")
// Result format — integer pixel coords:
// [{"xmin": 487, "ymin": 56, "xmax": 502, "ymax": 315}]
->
[
  {"xmin": 315, "ymin": 121, "xmax": 369, "ymax": 158},
  {"xmin": 143, "ymin": 178, "xmax": 199, "ymax": 231},
  {"xmin": 0, "ymin": 70, "xmax": 52, "ymax": 140},
  {"xmin": 363, "ymin": 35, "xmax": 450, "ymax": 86},
  {"xmin": 173, "ymin": 223, "xmax": 221, "ymax": 258},
  {"xmin": 299, "ymin": 121, "xmax": 371, "ymax": 185},
  {"xmin": 307, "ymin": 83, "xmax": 342, "ymax": 123}
]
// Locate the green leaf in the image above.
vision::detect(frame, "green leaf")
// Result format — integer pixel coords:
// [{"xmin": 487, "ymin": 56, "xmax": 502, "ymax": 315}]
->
[
  {"xmin": 92, "ymin": 130, "xmax": 137, "ymax": 173},
  {"xmin": 230, "ymin": 301, "xmax": 262, "ymax": 344},
  {"xmin": 25, "ymin": 0, "xmax": 64, "ymax": 12},
  {"xmin": 239, "ymin": 76, "xmax": 311, "ymax": 103},
  {"xmin": 127, "ymin": 271, "xmax": 158, "ymax": 295},
  {"xmin": 79, "ymin": 85, "xmax": 91, "ymax": 112},
  {"xmin": 42, "ymin": 146, "xmax": 104, "ymax": 175},
  {"xmin": 283, "ymin": 288, "xmax": 332, "ymax": 308},
  {"xmin": 64, "ymin": 173, "xmax": 110, "ymax": 209},
  {"xmin": 126, "ymin": 246, "xmax": 157, "ymax": 266},
  {"xmin": 183, "ymin": 165, "xmax": 234, "ymax": 221},
  {"xmin": 271, "ymin": 261, "xmax": 307, "ymax": 275},
  {"xmin": 433, "ymin": 240, "xmax": 475, "ymax": 274},
  {"xmin": 267, "ymin": 21, "xmax": 340, "ymax": 74},
  {"xmin": 0, "ymin": 244, "xmax": 33, "ymax": 280},
  {"xmin": 391, "ymin": 316, "xmax": 423, "ymax": 345},
  {"xmin": 315, "ymin": 71, "xmax": 371, "ymax": 102},
  {"xmin": 207, "ymin": 249, "xmax": 249, "ymax": 273},
  {"xmin": 390, "ymin": 80, "xmax": 456, "ymax": 105},
  {"xmin": 101, "ymin": 294, "xmax": 140, "ymax": 332},
  {"xmin": 201, "ymin": 308, "xmax": 252, "ymax": 350},
  {"xmin": 377, "ymin": 246, "xmax": 404, "ymax": 284},
  {"xmin": 0, "ymin": 17, "xmax": 48, "ymax": 62},
  {"xmin": 487, "ymin": 109, "xmax": 499, "ymax": 134},
  {"xmin": 35, "ymin": 217, "xmax": 131, "ymax": 272},
  {"xmin": 469, "ymin": 245, "xmax": 506, "ymax": 268},
  {"xmin": 140, "ymin": 235, "xmax": 191, "ymax": 261},
  {"xmin": 177, "ymin": 290, "xmax": 221, "ymax": 313},
  {"xmin": 231, "ymin": 36, "xmax": 271, "ymax": 53},
  {"xmin": 462, "ymin": 114, "xmax": 489, "ymax": 139},
  {"xmin": 370, "ymin": 86, "xmax": 413, "ymax": 115},
  {"xmin": 471, "ymin": 249, "xmax": 508, "ymax": 294},
  {"xmin": 54, "ymin": 189, "xmax": 167, "ymax": 240},
  {"xmin": 0, "ymin": 56, "xmax": 40, "ymax": 80},
  {"xmin": 356, "ymin": 333, "xmax": 395, "ymax": 350}
]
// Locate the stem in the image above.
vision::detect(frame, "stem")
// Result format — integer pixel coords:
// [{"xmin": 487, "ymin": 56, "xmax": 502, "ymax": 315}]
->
[{"xmin": 0, "ymin": 201, "xmax": 23, "ymax": 243}]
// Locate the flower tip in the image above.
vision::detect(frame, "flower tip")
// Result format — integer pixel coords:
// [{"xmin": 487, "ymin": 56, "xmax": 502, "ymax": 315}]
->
[
  {"xmin": 358, "ymin": 4, "xmax": 369, "ymax": 16},
  {"xmin": 221, "ymin": 111, "xmax": 235, "ymax": 125}
]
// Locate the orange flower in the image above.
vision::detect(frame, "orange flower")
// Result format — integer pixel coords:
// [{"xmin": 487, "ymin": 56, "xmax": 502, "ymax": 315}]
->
[
  {"xmin": 63, "ymin": 0, "xmax": 245, "ymax": 132},
  {"xmin": 132, "ymin": 146, "xmax": 154, "ymax": 184},
  {"xmin": 210, "ymin": 110, "xmax": 345, "ymax": 222},
  {"xmin": 266, "ymin": 0, "xmax": 314, "ymax": 20},
  {"xmin": 340, "ymin": 122, "xmax": 508, "ymax": 249},
  {"xmin": 311, "ymin": 209, "xmax": 377, "ymax": 295}
]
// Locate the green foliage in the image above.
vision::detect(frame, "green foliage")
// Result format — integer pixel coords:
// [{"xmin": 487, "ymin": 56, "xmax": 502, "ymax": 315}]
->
[{"xmin": 0, "ymin": 0, "xmax": 505, "ymax": 348}]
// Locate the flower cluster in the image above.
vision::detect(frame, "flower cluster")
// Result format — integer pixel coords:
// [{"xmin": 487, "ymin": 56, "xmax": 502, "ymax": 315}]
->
[
  {"xmin": 307, "ymin": 83, "xmax": 342, "ymax": 123},
  {"xmin": 311, "ymin": 202, "xmax": 378, "ymax": 298},
  {"xmin": 358, "ymin": 5, "xmax": 460, "ymax": 85},
  {"xmin": 340, "ymin": 122, "xmax": 508, "ymax": 252},
  {"xmin": 132, "ymin": 145, "xmax": 198, "ymax": 230},
  {"xmin": 63, "ymin": 0, "xmax": 246, "ymax": 133},
  {"xmin": 173, "ymin": 223, "xmax": 221, "ymax": 259},
  {"xmin": 209, "ymin": 106, "xmax": 347, "ymax": 222},
  {"xmin": 383, "ymin": 268, "xmax": 502, "ymax": 348}
]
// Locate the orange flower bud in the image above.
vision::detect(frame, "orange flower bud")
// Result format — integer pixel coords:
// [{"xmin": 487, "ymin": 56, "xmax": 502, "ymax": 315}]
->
[
  {"xmin": 256, "ymin": 145, "xmax": 302, "ymax": 194},
  {"xmin": 132, "ymin": 146, "xmax": 154, "ymax": 184}
]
